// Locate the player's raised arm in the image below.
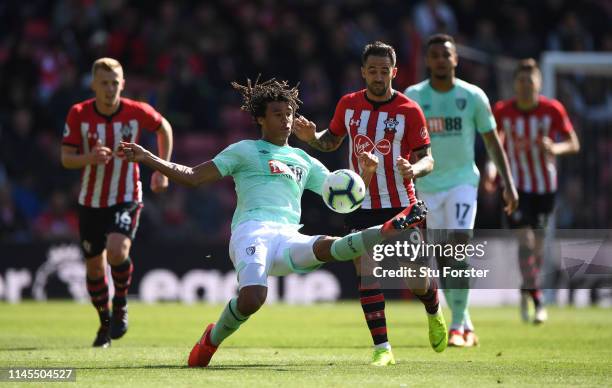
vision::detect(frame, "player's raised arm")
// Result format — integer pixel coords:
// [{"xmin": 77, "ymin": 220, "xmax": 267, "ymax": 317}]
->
[
  {"xmin": 293, "ymin": 115, "xmax": 345, "ymax": 152},
  {"xmin": 118, "ymin": 141, "xmax": 221, "ymax": 187}
]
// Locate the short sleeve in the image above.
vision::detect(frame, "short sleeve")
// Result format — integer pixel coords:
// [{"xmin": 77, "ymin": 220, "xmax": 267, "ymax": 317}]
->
[
  {"xmin": 305, "ymin": 156, "xmax": 330, "ymax": 195},
  {"xmin": 212, "ymin": 142, "xmax": 245, "ymax": 177},
  {"xmin": 550, "ymin": 99, "xmax": 574, "ymax": 137},
  {"xmin": 329, "ymin": 96, "xmax": 348, "ymax": 136},
  {"xmin": 473, "ymin": 88, "xmax": 496, "ymax": 134},
  {"xmin": 138, "ymin": 102, "xmax": 163, "ymax": 132},
  {"xmin": 402, "ymin": 105, "xmax": 430, "ymax": 158},
  {"xmin": 62, "ymin": 105, "xmax": 82, "ymax": 148},
  {"xmin": 403, "ymin": 86, "xmax": 417, "ymax": 101}
]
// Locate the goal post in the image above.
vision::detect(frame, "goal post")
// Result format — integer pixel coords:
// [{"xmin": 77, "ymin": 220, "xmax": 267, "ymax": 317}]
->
[{"xmin": 541, "ymin": 52, "xmax": 612, "ymax": 98}]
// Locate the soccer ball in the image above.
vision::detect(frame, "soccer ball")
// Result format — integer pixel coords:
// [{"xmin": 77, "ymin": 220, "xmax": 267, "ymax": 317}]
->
[{"xmin": 322, "ymin": 169, "xmax": 366, "ymax": 213}]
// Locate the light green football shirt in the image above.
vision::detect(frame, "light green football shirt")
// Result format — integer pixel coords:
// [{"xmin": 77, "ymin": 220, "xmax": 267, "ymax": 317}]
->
[
  {"xmin": 213, "ymin": 139, "xmax": 330, "ymax": 231},
  {"xmin": 405, "ymin": 79, "xmax": 496, "ymax": 193}
]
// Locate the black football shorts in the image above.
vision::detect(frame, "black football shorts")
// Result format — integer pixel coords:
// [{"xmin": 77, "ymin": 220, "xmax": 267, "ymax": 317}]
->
[{"xmin": 77, "ymin": 201, "xmax": 143, "ymax": 258}]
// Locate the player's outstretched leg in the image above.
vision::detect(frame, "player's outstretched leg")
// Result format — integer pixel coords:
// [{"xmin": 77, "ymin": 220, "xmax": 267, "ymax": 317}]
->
[
  {"xmin": 327, "ymin": 202, "xmax": 428, "ymax": 264},
  {"xmin": 110, "ymin": 258, "xmax": 133, "ymax": 340}
]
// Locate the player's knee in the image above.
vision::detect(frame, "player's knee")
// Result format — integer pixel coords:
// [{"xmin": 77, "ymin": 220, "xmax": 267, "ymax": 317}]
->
[
  {"xmin": 106, "ymin": 234, "xmax": 131, "ymax": 264},
  {"xmin": 86, "ymin": 255, "xmax": 105, "ymax": 279},
  {"xmin": 237, "ymin": 286, "xmax": 267, "ymax": 316}
]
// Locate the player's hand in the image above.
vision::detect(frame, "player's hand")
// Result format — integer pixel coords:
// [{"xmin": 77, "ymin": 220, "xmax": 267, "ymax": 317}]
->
[
  {"xmin": 502, "ymin": 186, "xmax": 519, "ymax": 215},
  {"xmin": 358, "ymin": 152, "xmax": 378, "ymax": 173},
  {"xmin": 538, "ymin": 136, "xmax": 555, "ymax": 156},
  {"xmin": 396, "ymin": 156, "xmax": 415, "ymax": 180},
  {"xmin": 89, "ymin": 139, "xmax": 112, "ymax": 165},
  {"xmin": 117, "ymin": 141, "xmax": 148, "ymax": 162},
  {"xmin": 292, "ymin": 114, "xmax": 317, "ymax": 142},
  {"xmin": 150, "ymin": 170, "xmax": 169, "ymax": 193}
]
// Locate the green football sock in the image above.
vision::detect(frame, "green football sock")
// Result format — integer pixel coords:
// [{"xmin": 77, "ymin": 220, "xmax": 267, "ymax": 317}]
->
[
  {"xmin": 442, "ymin": 288, "xmax": 453, "ymax": 319},
  {"xmin": 330, "ymin": 226, "xmax": 384, "ymax": 261},
  {"xmin": 447, "ymin": 288, "xmax": 469, "ymax": 331},
  {"xmin": 209, "ymin": 298, "xmax": 249, "ymax": 346}
]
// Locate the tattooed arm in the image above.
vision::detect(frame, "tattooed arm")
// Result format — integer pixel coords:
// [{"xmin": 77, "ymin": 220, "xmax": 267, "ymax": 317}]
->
[{"xmin": 292, "ymin": 115, "xmax": 345, "ymax": 152}]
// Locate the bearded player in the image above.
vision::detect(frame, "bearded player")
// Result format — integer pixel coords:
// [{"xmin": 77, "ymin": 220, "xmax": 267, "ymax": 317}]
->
[{"xmin": 294, "ymin": 41, "xmax": 447, "ymax": 366}]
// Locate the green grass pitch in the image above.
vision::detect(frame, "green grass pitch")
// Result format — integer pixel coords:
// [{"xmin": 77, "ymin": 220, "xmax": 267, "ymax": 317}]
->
[{"xmin": 1, "ymin": 301, "xmax": 611, "ymax": 387}]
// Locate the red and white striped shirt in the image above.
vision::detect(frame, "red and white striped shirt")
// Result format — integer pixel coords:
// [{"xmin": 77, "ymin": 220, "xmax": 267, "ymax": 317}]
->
[
  {"xmin": 62, "ymin": 98, "xmax": 163, "ymax": 208},
  {"xmin": 493, "ymin": 96, "xmax": 574, "ymax": 194},
  {"xmin": 329, "ymin": 90, "xmax": 430, "ymax": 209}
]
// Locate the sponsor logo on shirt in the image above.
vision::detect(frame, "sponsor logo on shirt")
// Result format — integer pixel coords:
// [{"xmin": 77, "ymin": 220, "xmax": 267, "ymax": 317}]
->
[
  {"xmin": 268, "ymin": 160, "xmax": 303, "ymax": 182},
  {"xmin": 426, "ymin": 117, "xmax": 463, "ymax": 135},
  {"xmin": 354, "ymin": 134, "xmax": 391, "ymax": 155}
]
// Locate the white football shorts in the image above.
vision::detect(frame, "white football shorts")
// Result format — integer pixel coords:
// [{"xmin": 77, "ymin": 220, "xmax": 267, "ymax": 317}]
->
[
  {"xmin": 228, "ymin": 220, "xmax": 324, "ymax": 289},
  {"xmin": 418, "ymin": 184, "xmax": 478, "ymax": 231}
]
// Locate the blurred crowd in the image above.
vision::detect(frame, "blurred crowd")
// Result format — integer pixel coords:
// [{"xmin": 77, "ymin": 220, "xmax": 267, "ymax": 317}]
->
[{"xmin": 0, "ymin": 0, "xmax": 610, "ymax": 243}]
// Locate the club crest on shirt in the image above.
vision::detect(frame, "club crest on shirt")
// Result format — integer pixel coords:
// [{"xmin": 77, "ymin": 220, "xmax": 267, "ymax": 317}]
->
[
  {"xmin": 246, "ymin": 246, "xmax": 256, "ymax": 256},
  {"xmin": 456, "ymin": 98, "xmax": 467, "ymax": 110},
  {"xmin": 121, "ymin": 123, "xmax": 133, "ymax": 140},
  {"xmin": 384, "ymin": 117, "xmax": 399, "ymax": 133}
]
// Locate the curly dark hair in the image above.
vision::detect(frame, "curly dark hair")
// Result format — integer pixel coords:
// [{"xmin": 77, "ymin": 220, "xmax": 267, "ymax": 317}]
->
[{"xmin": 231, "ymin": 76, "xmax": 301, "ymax": 126}]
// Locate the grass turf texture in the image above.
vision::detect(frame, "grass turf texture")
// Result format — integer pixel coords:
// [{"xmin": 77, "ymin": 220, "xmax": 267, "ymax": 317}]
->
[{"xmin": 1, "ymin": 302, "xmax": 611, "ymax": 387}]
